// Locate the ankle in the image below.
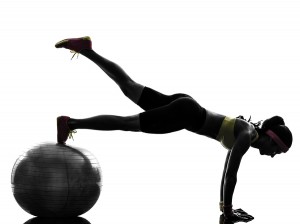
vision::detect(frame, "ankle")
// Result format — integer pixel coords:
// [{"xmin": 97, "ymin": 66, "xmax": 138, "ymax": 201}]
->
[
  {"xmin": 80, "ymin": 49, "xmax": 93, "ymax": 56},
  {"xmin": 67, "ymin": 118, "xmax": 76, "ymax": 130}
]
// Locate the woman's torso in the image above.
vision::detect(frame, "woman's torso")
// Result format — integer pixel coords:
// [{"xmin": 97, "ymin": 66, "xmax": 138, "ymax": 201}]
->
[{"xmin": 196, "ymin": 109, "xmax": 257, "ymax": 149}]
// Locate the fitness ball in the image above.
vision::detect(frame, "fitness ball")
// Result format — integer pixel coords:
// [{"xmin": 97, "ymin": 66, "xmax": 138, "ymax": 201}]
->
[{"xmin": 11, "ymin": 143, "xmax": 102, "ymax": 217}]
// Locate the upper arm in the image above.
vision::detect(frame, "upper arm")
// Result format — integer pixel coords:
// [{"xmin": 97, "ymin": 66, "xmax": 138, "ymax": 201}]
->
[{"xmin": 225, "ymin": 132, "xmax": 251, "ymax": 179}]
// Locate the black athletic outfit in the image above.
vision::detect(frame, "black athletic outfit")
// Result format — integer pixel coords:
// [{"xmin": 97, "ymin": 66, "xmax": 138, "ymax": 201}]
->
[{"xmin": 137, "ymin": 87, "xmax": 206, "ymax": 134}]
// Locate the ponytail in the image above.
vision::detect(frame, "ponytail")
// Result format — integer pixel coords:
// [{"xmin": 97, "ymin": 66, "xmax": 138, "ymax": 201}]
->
[{"xmin": 236, "ymin": 115, "xmax": 262, "ymax": 130}]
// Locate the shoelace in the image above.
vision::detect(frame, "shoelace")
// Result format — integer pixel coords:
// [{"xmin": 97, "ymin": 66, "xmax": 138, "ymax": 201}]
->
[
  {"xmin": 70, "ymin": 50, "xmax": 80, "ymax": 60},
  {"xmin": 68, "ymin": 130, "xmax": 77, "ymax": 141}
]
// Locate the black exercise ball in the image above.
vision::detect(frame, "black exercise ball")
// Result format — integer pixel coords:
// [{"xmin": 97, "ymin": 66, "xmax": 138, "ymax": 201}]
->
[{"xmin": 11, "ymin": 143, "xmax": 102, "ymax": 217}]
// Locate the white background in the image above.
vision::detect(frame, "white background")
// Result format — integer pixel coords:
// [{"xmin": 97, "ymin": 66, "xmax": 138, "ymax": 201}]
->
[{"xmin": 1, "ymin": 0, "xmax": 299, "ymax": 223}]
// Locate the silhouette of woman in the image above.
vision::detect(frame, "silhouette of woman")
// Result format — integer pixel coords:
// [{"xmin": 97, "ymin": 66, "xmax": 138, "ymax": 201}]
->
[{"xmin": 55, "ymin": 36, "xmax": 293, "ymax": 222}]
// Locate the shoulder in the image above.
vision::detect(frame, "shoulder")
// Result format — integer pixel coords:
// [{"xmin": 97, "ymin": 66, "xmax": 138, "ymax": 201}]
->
[
  {"xmin": 232, "ymin": 121, "xmax": 254, "ymax": 155},
  {"xmin": 234, "ymin": 117, "xmax": 256, "ymax": 138}
]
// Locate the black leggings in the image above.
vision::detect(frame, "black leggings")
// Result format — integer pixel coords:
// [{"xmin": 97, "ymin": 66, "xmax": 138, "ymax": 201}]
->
[{"xmin": 137, "ymin": 87, "xmax": 206, "ymax": 134}]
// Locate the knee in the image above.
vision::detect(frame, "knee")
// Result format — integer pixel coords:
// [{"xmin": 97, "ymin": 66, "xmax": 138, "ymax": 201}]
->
[
  {"xmin": 120, "ymin": 81, "xmax": 144, "ymax": 103},
  {"xmin": 119, "ymin": 81, "xmax": 132, "ymax": 97},
  {"xmin": 122, "ymin": 115, "xmax": 141, "ymax": 132}
]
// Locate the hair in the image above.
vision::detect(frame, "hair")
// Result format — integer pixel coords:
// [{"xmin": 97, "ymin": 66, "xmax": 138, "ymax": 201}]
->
[{"xmin": 237, "ymin": 115, "xmax": 293, "ymax": 149}]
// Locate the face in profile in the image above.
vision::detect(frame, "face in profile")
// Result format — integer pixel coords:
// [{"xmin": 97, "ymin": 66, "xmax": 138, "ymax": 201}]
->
[{"xmin": 259, "ymin": 135, "xmax": 282, "ymax": 158}]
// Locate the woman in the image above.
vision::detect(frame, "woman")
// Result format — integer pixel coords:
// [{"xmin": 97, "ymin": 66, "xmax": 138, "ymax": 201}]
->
[{"xmin": 55, "ymin": 36, "xmax": 293, "ymax": 222}]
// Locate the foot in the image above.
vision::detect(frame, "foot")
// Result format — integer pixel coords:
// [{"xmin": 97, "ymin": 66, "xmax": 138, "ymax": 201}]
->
[
  {"xmin": 57, "ymin": 116, "xmax": 77, "ymax": 144},
  {"xmin": 55, "ymin": 36, "xmax": 92, "ymax": 59}
]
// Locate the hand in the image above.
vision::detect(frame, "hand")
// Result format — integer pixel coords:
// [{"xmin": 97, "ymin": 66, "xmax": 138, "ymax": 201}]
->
[{"xmin": 221, "ymin": 208, "xmax": 254, "ymax": 223}]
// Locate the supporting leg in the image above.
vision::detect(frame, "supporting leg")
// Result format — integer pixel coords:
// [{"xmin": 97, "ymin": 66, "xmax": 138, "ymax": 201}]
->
[{"xmin": 68, "ymin": 114, "xmax": 140, "ymax": 132}]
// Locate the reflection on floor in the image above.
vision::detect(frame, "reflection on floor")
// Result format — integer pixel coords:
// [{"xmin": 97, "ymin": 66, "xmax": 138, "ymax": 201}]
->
[{"xmin": 24, "ymin": 217, "xmax": 91, "ymax": 224}]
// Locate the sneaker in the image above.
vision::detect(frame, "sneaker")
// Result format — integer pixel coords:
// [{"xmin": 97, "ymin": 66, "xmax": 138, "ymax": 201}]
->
[
  {"xmin": 57, "ymin": 116, "xmax": 77, "ymax": 144},
  {"xmin": 55, "ymin": 36, "xmax": 92, "ymax": 59}
]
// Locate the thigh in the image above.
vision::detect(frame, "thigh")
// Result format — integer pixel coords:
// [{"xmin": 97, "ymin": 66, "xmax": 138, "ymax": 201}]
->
[
  {"xmin": 139, "ymin": 97, "xmax": 206, "ymax": 134},
  {"xmin": 137, "ymin": 86, "xmax": 192, "ymax": 111}
]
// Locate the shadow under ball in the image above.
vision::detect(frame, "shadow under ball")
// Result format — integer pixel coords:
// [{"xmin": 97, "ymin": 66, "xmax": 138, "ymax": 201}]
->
[
  {"xmin": 11, "ymin": 143, "xmax": 102, "ymax": 217},
  {"xmin": 24, "ymin": 217, "xmax": 91, "ymax": 224}
]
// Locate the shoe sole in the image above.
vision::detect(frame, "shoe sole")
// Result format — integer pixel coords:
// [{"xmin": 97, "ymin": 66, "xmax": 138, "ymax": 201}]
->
[
  {"xmin": 55, "ymin": 36, "xmax": 91, "ymax": 48},
  {"xmin": 57, "ymin": 117, "xmax": 66, "ymax": 144}
]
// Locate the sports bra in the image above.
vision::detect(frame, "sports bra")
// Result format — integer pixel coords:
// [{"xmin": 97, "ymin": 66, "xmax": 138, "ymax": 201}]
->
[{"xmin": 216, "ymin": 116, "xmax": 259, "ymax": 150}]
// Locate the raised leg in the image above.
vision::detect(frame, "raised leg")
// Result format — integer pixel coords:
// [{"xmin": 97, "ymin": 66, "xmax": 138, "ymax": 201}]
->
[
  {"xmin": 67, "ymin": 51, "xmax": 204, "ymax": 134},
  {"xmin": 80, "ymin": 49, "xmax": 144, "ymax": 104}
]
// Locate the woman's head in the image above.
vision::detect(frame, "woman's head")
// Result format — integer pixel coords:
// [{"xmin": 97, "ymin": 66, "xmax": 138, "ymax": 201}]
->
[{"xmin": 256, "ymin": 116, "xmax": 293, "ymax": 157}]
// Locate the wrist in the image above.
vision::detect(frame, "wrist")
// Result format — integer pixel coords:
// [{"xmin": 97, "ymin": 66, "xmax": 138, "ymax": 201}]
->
[{"xmin": 223, "ymin": 204, "xmax": 234, "ymax": 218}]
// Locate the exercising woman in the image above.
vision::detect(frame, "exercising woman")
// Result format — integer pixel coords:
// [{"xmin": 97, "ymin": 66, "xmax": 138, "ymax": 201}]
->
[{"xmin": 55, "ymin": 36, "xmax": 293, "ymax": 222}]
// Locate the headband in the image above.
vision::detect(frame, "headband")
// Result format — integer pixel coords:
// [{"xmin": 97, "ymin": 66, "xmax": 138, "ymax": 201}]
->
[{"xmin": 265, "ymin": 129, "xmax": 289, "ymax": 153}]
